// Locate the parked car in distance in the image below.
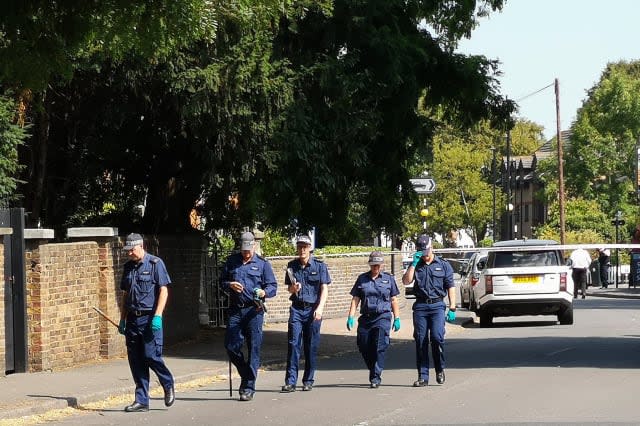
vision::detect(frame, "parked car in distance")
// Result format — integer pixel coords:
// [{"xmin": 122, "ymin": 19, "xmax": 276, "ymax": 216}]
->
[
  {"xmin": 458, "ymin": 250, "xmax": 489, "ymax": 309},
  {"xmin": 470, "ymin": 239, "xmax": 574, "ymax": 327}
]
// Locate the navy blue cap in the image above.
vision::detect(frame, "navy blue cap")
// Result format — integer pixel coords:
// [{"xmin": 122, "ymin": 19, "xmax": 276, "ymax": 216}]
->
[{"xmin": 416, "ymin": 235, "xmax": 432, "ymax": 251}]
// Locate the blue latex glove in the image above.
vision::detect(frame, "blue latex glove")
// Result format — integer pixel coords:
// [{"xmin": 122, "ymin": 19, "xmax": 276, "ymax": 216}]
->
[
  {"xmin": 412, "ymin": 251, "xmax": 423, "ymax": 267},
  {"xmin": 118, "ymin": 319, "xmax": 126, "ymax": 335},
  {"xmin": 151, "ymin": 315, "xmax": 163, "ymax": 331},
  {"xmin": 346, "ymin": 316, "xmax": 355, "ymax": 331},
  {"xmin": 446, "ymin": 309, "xmax": 456, "ymax": 323},
  {"xmin": 392, "ymin": 317, "xmax": 401, "ymax": 332}
]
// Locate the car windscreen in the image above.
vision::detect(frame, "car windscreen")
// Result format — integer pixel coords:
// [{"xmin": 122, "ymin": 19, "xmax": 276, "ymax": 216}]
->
[{"xmin": 490, "ymin": 250, "xmax": 560, "ymax": 268}]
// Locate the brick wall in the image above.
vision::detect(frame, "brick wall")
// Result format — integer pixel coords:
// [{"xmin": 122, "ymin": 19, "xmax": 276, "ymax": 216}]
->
[
  {"xmin": 98, "ymin": 241, "xmax": 127, "ymax": 358},
  {"xmin": 19, "ymin": 233, "xmax": 401, "ymax": 371},
  {"xmin": 23, "ymin": 235, "xmax": 203, "ymax": 371},
  {"xmin": 0, "ymin": 240, "xmax": 5, "ymax": 376},
  {"xmin": 26, "ymin": 242, "xmax": 102, "ymax": 371},
  {"xmin": 264, "ymin": 252, "xmax": 406, "ymax": 323}
]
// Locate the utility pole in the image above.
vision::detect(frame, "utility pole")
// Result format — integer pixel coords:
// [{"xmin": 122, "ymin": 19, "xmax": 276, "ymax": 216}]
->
[
  {"xmin": 491, "ymin": 146, "xmax": 497, "ymax": 241},
  {"xmin": 555, "ymin": 78, "xmax": 566, "ymax": 245},
  {"xmin": 506, "ymin": 131, "xmax": 512, "ymax": 239}
]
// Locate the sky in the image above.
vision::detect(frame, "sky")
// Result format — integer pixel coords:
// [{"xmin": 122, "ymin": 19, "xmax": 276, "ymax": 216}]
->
[{"xmin": 456, "ymin": 0, "xmax": 640, "ymax": 140}]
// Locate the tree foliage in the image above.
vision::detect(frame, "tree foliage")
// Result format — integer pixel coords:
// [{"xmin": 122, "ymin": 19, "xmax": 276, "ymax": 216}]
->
[
  {"xmin": 404, "ymin": 119, "xmax": 542, "ymax": 245},
  {"xmin": 3, "ymin": 0, "xmax": 515, "ymax": 243},
  {"xmin": 419, "ymin": 121, "xmax": 505, "ymax": 244},
  {"xmin": 564, "ymin": 60, "xmax": 640, "ymax": 232},
  {"xmin": 535, "ymin": 197, "xmax": 611, "ymax": 242},
  {"xmin": 0, "ymin": 93, "xmax": 27, "ymax": 200},
  {"xmin": 0, "ymin": 0, "xmax": 216, "ymax": 90},
  {"xmin": 247, "ymin": 0, "xmax": 514, "ymax": 239},
  {"xmin": 508, "ymin": 119, "xmax": 545, "ymax": 156}
]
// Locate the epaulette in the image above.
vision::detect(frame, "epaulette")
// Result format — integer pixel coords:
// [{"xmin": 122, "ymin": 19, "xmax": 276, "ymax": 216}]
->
[
  {"xmin": 314, "ymin": 257, "xmax": 324, "ymax": 263},
  {"xmin": 256, "ymin": 254, "xmax": 265, "ymax": 260},
  {"xmin": 149, "ymin": 257, "xmax": 159, "ymax": 264}
]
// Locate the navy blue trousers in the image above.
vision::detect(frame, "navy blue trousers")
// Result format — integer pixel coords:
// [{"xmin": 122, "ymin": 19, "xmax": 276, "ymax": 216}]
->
[
  {"xmin": 412, "ymin": 302, "xmax": 446, "ymax": 382},
  {"xmin": 225, "ymin": 306, "xmax": 264, "ymax": 394},
  {"xmin": 285, "ymin": 305, "xmax": 322, "ymax": 386},
  {"xmin": 356, "ymin": 313, "xmax": 391, "ymax": 385},
  {"xmin": 125, "ymin": 314, "xmax": 174, "ymax": 405}
]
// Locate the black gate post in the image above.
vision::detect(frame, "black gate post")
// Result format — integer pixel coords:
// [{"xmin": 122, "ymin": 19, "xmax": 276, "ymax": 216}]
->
[{"xmin": 0, "ymin": 208, "xmax": 27, "ymax": 374}]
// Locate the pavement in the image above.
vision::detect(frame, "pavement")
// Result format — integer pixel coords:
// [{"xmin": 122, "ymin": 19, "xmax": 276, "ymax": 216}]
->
[{"xmin": 1, "ymin": 285, "xmax": 639, "ymax": 423}]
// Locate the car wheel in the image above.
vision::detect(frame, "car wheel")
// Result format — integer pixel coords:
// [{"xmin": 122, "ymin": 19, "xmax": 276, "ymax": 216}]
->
[
  {"xmin": 558, "ymin": 307, "xmax": 574, "ymax": 325},
  {"xmin": 468, "ymin": 292, "xmax": 476, "ymax": 313},
  {"xmin": 479, "ymin": 311, "xmax": 492, "ymax": 328},
  {"xmin": 461, "ymin": 288, "xmax": 470, "ymax": 309}
]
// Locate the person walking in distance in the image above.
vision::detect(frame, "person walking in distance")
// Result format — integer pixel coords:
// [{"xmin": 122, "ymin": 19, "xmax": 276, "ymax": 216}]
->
[
  {"xmin": 597, "ymin": 248, "xmax": 611, "ymax": 289},
  {"xmin": 569, "ymin": 247, "xmax": 592, "ymax": 299},
  {"xmin": 281, "ymin": 235, "xmax": 331, "ymax": 393},
  {"xmin": 118, "ymin": 233, "xmax": 175, "ymax": 412},
  {"xmin": 346, "ymin": 251, "xmax": 401, "ymax": 389},
  {"xmin": 222, "ymin": 231, "xmax": 277, "ymax": 402},
  {"xmin": 402, "ymin": 235, "xmax": 456, "ymax": 388}
]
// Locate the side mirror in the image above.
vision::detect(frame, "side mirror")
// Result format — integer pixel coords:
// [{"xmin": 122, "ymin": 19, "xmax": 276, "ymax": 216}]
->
[
  {"xmin": 477, "ymin": 260, "xmax": 486, "ymax": 271},
  {"xmin": 458, "ymin": 265, "xmax": 467, "ymax": 275}
]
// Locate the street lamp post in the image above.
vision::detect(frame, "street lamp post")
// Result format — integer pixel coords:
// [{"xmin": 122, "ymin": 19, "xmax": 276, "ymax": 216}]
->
[
  {"xmin": 506, "ymin": 203, "xmax": 514, "ymax": 240},
  {"xmin": 420, "ymin": 199, "xmax": 429, "ymax": 231},
  {"xmin": 506, "ymin": 131, "xmax": 513, "ymax": 240}
]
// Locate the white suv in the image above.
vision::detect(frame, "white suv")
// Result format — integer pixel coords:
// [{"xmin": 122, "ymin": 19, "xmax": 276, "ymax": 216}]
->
[{"xmin": 471, "ymin": 239, "xmax": 574, "ymax": 327}]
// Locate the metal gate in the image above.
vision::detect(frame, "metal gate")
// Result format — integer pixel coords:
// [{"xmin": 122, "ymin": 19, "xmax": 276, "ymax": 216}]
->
[
  {"xmin": 0, "ymin": 208, "xmax": 27, "ymax": 374},
  {"xmin": 201, "ymin": 244, "xmax": 231, "ymax": 327}
]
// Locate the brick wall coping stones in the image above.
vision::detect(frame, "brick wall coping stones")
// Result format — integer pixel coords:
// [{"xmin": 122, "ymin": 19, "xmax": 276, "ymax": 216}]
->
[
  {"xmin": 24, "ymin": 228, "xmax": 54, "ymax": 239},
  {"xmin": 66, "ymin": 227, "xmax": 118, "ymax": 238},
  {"xmin": 0, "ymin": 227, "xmax": 12, "ymax": 235}
]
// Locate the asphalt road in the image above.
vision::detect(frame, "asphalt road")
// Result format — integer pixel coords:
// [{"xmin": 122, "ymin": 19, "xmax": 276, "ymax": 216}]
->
[{"xmin": 51, "ymin": 296, "xmax": 640, "ymax": 425}]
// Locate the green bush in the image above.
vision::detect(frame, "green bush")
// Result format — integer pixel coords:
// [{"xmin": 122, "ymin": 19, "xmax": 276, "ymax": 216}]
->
[
  {"xmin": 216, "ymin": 234, "xmax": 235, "ymax": 252},
  {"xmin": 261, "ymin": 228, "xmax": 296, "ymax": 256},
  {"xmin": 478, "ymin": 238, "xmax": 493, "ymax": 247}
]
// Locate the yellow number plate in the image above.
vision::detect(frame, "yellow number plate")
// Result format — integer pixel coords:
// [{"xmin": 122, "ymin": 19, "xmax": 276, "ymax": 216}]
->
[{"xmin": 512, "ymin": 275, "xmax": 540, "ymax": 284}]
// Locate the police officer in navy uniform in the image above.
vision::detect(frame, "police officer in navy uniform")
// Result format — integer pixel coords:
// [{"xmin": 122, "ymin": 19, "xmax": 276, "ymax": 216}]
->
[
  {"xmin": 222, "ymin": 231, "xmax": 277, "ymax": 401},
  {"xmin": 402, "ymin": 235, "xmax": 456, "ymax": 387},
  {"xmin": 118, "ymin": 233, "xmax": 175, "ymax": 412},
  {"xmin": 346, "ymin": 251, "xmax": 401, "ymax": 388},
  {"xmin": 280, "ymin": 234, "xmax": 331, "ymax": 393}
]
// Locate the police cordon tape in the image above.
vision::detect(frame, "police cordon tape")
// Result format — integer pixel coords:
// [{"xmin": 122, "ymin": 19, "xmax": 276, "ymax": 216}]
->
[{"xmin": 432, "ymin": 243, "xmax": 640, "ymax": 254}]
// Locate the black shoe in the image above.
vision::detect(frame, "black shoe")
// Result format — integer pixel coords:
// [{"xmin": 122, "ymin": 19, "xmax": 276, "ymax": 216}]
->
[
  {"xmin": 302, "ymin": 383, "xmax": 313, "ymax": 391},
  {"xmin": 582, "ymin": 295, "xmax": 586, "ymax": 299},
  {"xmin": 239, "ymin": 391, "xmax": 254, "ymax": 402},
  {"xmin": 436, "ymin": 371, "xmax": 445, "ymax": 384},
  {"xmin": 164, "ymin": 384, "xmax": 175, "ymax": 407},
  {"xmin": 124, "ymin": 402, "xmax": 149, "ymax": 412},
  {"xmin": 370, "ymin": 382, "xmax": 380, "ymax": 389},
  {"xmin": 281, "ymin": 384, "xmax": 296, "ymax": 393},
  {"xmin": 413, "ymin": 379, "xmax": 427, "ymax": 387}
]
